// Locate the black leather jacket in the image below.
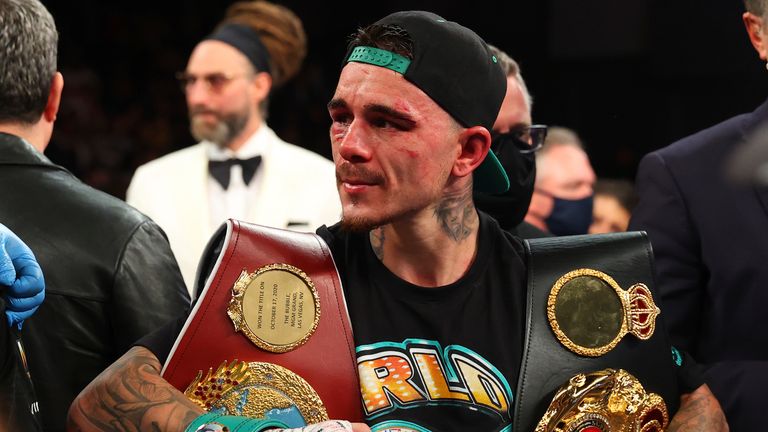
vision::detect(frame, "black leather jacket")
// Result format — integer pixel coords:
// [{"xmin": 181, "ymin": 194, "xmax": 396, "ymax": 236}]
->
[{"xmin": 0, "ymin": 133, "xmax": 191, "ymax": 431}]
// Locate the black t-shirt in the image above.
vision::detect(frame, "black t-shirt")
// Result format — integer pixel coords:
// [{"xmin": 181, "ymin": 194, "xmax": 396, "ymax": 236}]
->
[
  {"xmin": 140, "ymin": 213, "xmax": 527, "ymax": 431},
  {"xmin": 315, "ymin": 212, "xmax": 526, "ymax": 432}
]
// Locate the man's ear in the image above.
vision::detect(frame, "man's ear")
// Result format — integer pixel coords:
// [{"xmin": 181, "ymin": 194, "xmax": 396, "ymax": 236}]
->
[
  {"xmin": 250, "ymin": 71, "xmax": 272, "ymax": 105},
  {"xmin": 452, "ymin": 125, "xmax": 492, "ymax": 179},
  {"xmin": 744, "ymin": 12, "xmax": 768, "ymax": 61},
  {"xmin": 43, "ymin": 72, "xmax": 63, "ymax": 123}
]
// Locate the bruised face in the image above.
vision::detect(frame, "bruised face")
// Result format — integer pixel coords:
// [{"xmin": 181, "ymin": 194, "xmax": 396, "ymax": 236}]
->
[
  {"xmin": 184, "ymin": 41, "xmax": 261, "ymax": 148},
  {"xmin": 328, "ymin": 62, "xmax": 462, "ymax": 231}
]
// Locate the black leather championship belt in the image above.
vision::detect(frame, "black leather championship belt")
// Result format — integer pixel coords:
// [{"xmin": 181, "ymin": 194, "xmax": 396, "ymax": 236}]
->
[
  {"xmin": 513, "ymin": 232, "xmax": 679, "ymax": 432},
  {"xmin": 161, "ymin": 220, "xmax": 363, "ymax": 427}
]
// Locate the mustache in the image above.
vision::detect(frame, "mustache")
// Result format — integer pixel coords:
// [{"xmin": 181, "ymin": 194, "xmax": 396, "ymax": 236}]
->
[
  {"xmin": 189, "ymin": 106, "xmax": 220, "ymax": 118},
  {"xmin": 336, "ymin": 163, "xmax": 385, "ymax": 185}
]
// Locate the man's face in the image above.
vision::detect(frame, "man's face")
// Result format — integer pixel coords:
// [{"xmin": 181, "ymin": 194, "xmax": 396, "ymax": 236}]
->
[
  {"xmin": 493, "ymin": 76, "xmax": 531, "ymax": 133},
  {"xmin": 537, "ymin": 145, "xmax": 596, "ymax": 200},
  {"xmin": 184, "ymin": 40, "xmax": 258, "ymax": 148},
  {"xmin": 589, "ymin": 194, "xmax": 630, "ymax": 234},
  {"xmin": 328, "ymin": 62, "xmax": 461, "ymax": 231}
]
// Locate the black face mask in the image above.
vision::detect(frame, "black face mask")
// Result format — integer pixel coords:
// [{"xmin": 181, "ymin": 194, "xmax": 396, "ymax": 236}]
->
[
  {"xmin": 544, "ymin": 194, "xmax": 594, "ymax": 236},
  {"xmin": 474, "ymin": 132, "xmax": 536, "ymax": 230}
]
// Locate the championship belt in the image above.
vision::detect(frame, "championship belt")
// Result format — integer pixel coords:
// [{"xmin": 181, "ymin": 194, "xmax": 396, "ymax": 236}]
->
[
  {"xmin": 513, "ymin": 232, "xmax": 679, "ymax": 432},
  {"xmin": 161, "ymin": 220, "xmax": 363, "ymax": 427}
]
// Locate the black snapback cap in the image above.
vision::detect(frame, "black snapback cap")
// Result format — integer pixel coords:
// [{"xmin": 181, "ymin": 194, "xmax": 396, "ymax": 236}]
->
[{"xmin": 345, "ymin": 11, "xmax": 509, "ymax": 194}]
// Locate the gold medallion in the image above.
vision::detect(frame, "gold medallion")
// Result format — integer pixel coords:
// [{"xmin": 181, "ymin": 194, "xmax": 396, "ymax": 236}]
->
[
  {"xmin": 547, "ymin": 269, "xmax": 660, "ymax": 357},
  {"xmin": 227, "ymin": 264, "xmax": 321, "ymax": 353},
  {"xmin": 535, "ymin": 368, "xmax": 669, "ymax": 432},
  {"xmin": 185, "ymin": 360, "xmax": 329, "ymax": 425}
]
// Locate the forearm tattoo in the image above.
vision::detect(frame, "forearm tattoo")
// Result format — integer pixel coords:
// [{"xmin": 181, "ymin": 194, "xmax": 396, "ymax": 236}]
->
[
  {"xmin": 433, "ymin": 183, "xmax": 476, "ymax": 242},
  {"xmin": 67, "ymin": 346, "xmax": 203, "ymax": 432},
  {"xmin": 668, "ymin": 385, "xmax": 729, "ymax": 432}
]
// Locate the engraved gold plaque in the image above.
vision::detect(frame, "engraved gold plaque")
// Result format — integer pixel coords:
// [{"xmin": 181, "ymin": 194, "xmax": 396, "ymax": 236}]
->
[
  {"xmin": 185, "ymin": 360, "xmax": 329, "ymax": 425},
  {"xmin": 547, "ymin": 269, "xmax": 660, "ymax": 357},
  {"xmin": 534, "ymin": 368, "xmax": 669, "ymax": 432},
  {"xmin": 227, "ymin": 264, "xmax": 320, "ymax": 353}
]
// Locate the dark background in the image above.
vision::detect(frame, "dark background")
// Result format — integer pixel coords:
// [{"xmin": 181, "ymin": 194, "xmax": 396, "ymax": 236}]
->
[{"xmin": 41, "ymin": 0, "xmax": 768, "ymax": 198}]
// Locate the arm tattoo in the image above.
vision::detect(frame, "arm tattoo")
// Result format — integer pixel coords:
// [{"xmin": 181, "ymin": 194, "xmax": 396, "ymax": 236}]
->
[
  {"xmin": 433, "ymin": 183, "xmax": 477, "ymax": 242},
  {"xmin": 668, "ymin": 384, "xmax": 729, "ymax": 432},
  {"xmin": 369, "ymin": 228, "xmax": 385, "ymax": 260},
  {"xmin": 68, "ymin": 346, "xmax": 203, "ymax": 432}
]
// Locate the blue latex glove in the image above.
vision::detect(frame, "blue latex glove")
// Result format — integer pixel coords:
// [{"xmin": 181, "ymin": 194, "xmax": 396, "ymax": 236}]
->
[{"xmin": 0, "ymin": 224, "xmax": 45, "ymax": 329}]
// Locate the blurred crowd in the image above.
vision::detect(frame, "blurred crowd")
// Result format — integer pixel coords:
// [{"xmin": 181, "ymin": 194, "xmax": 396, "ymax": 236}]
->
[{"xmin": 3, "ymin": 0, "xmax": 768, "ymax": 431}]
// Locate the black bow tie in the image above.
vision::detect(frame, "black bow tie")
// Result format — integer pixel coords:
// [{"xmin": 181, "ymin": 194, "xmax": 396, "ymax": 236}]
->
[{"xmin": 208, "ymin": 156, "xmax": 262, "ymax": 189}]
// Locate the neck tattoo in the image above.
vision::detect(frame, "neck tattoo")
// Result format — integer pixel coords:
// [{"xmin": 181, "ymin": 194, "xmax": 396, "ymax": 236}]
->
[
  {"xmin": 370, "ymin": 227, "xmax": 385, "ymax": 261},
  {"xmin": 433, "ymin": 183, "xmax": 477, "ymax": 242}
]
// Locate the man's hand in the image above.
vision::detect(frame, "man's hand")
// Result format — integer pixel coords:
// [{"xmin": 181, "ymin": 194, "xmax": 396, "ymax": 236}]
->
[
  {"xmin": 0, "ymin": 224, "xmax": 45, "ymax": 329},
  {"xmin": 669, "ymin": 384, "xmax": 729, "ymax": 431}
]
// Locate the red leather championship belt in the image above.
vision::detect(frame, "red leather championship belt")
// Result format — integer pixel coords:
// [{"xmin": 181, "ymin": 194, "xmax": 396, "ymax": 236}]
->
[{"xmin": 162, "ymin": 220, "xmax": 363, "ymax": 427}]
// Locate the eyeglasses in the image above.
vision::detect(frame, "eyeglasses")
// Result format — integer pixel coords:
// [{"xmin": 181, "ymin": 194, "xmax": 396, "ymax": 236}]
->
[
  {"xmin": 175, "ymin": 72, "xmax": 248, "ymax": 93},
  {"xmin": 491, "ymin": 124, "xmax": 548, "ymax": 155}
]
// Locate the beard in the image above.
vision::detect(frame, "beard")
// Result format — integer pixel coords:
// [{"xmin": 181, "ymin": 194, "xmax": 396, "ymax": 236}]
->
[
  {"xmin": 337, "ymin": 163, "xmax": 389, "ymax": 232},
  {"xmin": 189, "ymin": 106, "xmax": 250, "ymax": 148},
  {"xmin": 338, "ymin": 189, "xmax": 439, "ymax": 234},
  {"xmin": 339, "ymin": 201, "xmax": 436, "ymax": 233},
  {"xmin": 336, "ymin": 162, "xmax": 450, "ymax": 233},
  {"xmin": 340, "ymin": 214, "xmax": 392, "ymax": 233}
]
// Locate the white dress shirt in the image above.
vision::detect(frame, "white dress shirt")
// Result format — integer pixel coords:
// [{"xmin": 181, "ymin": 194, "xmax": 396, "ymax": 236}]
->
[{"xmin": 206, "ymin": 126, "xmax": 268, "ymax": 232}]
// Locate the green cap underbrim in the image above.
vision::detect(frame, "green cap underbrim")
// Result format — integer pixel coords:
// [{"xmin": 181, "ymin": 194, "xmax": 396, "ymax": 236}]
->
[
  {"xmin": 473, "ymin": 151, "xmax": 511, "ymax": 194},
  {"xmin": 347, "ymin": 46, "xmax": 411, "ymax": 73}
]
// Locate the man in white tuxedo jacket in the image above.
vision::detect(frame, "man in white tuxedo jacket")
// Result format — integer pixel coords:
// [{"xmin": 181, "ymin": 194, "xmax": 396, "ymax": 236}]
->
[{"xmin": 127, "ymin": 1, "xmax": 340, "ymax": 296}]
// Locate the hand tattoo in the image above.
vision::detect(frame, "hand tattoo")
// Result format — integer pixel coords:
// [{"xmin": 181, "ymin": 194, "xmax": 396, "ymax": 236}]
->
[
  {"xmin": 668, "ymin": 384, "xmax": 729, "ymax": 432},
  {"xmin": 68, "ymin": 346, "xmax": 203, "ymax": 432}
]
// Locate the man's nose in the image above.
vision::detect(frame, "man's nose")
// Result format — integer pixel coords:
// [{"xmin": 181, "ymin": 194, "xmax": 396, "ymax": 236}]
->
[{"xmin": 337, "ymin": 120, "xmax": 372, "ymax": 163}]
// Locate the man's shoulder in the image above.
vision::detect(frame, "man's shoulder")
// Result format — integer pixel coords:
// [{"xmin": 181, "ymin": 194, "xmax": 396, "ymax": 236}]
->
[
  {"xmin": 134, "ymin": 143, "xmax": 206, "ymax": 174},
  {"xmin": 478, "ymin": 211, "xmax": 527, "ymax": 257},
  {"xmin": 53, "ymin": 175, "xmax": 155, "ymax": 232},
  {"xmin": 316, "ymin": 222, "xmax": 344, "ymax": 247},
  {"xmin": 648, "ymin": 111, "xmax": 752, "ymax": 165},
  {"xmin": 10, "ymin": 162, "xmax": 149, "ymax": 225},
  {"xmin": 2, "ymin": 165, "xmax": 159, "ymax": 263},
  {"xmin": 268, "ymin": 136, "xmax": 338, "ymax": 203},
  {"xmin": 271, "ymin": 138, "xmax": 334, "ymax": 169}
]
